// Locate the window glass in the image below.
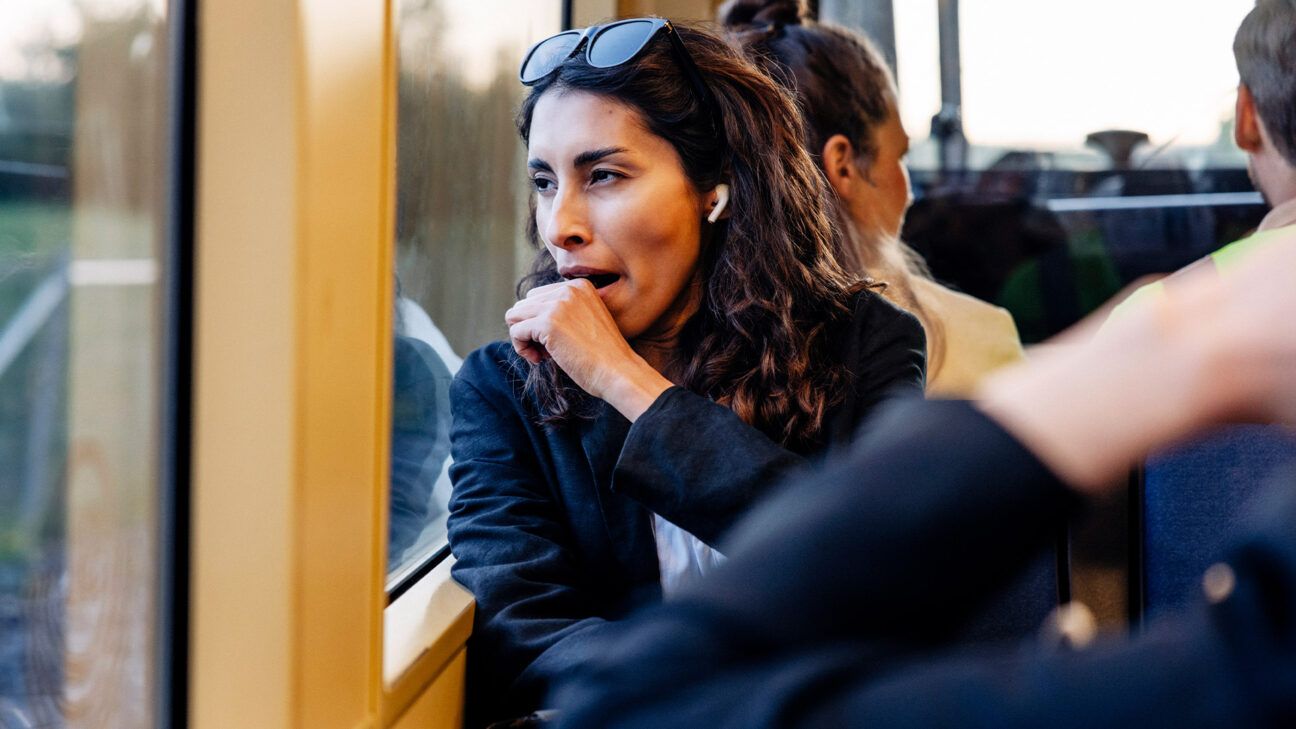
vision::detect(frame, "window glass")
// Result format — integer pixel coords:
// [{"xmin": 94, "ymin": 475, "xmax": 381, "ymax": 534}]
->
[
  {"xmin": 0, "ymin": 0, "xmax": 171, "ymax": 725},
  {"xmin": 894, "ymin": 0, "xmax": 1254, "ymax": 171},
  {"xmin": 888, "ymin": 0, "xmax": 1266, "ymax": 343},
  {"xmin": 387, "ymin": 0, "xmax": 564, "ymax": 586}
]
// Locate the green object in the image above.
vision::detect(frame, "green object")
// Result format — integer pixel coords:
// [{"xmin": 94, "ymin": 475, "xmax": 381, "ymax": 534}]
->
[
  {"xmin": 1108, "ymin": 224, "xmax": 1295, "ymax": 322},
  {"xmin": 1211, "ymin": 225, "xmax": 1293, "ymax": 271}
]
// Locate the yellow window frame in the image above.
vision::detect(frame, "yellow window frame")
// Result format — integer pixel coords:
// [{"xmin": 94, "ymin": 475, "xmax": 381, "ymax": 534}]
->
[{"xmin": 190, "ymin": 1, "xmax": 470, "ymax": 727}]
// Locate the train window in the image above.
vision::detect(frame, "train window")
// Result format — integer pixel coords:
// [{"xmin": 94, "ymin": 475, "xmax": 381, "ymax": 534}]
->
[
  {"xmin": 894, "ymin": 0, "xmax": 1253, "ymax": 171},
  {"xmin": 386, "ymin": 0, "xmax": 564, "ymax": 589},
  {"xmin": 0, "ymin": 0, "xmax": 177, "ymax": 725},
  {"xmin": 888, "ymin": 0, "xmax": 1265, "ymax": 343}
]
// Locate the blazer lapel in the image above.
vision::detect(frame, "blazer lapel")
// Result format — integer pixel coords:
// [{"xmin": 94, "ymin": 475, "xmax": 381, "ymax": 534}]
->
[{"xmin": 578, "ymin": 402, "xmax": 660, "ymax": 585}]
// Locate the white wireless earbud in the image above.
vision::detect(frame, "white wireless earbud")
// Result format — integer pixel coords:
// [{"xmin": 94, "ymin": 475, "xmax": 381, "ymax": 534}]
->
[{"xmin": 706, "ymin": 183, "xmax": 730, "ymax": 224}]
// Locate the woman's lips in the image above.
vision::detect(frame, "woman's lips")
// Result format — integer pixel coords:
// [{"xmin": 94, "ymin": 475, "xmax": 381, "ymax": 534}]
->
[
  {"xmin": 559, "ymin": 267, "xmax": 622, "ymax": 290},
  {"xmin": 580, "ymin": 272, "xmax": 621, "ymax": 289}
]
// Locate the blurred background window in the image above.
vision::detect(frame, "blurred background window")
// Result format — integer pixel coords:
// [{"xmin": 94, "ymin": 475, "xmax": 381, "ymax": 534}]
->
[
  {"xmin": 386, "ymin": 0, "xmax": 565, "ymax": 589},
  {"xmin": 877, "ymin": 0, "xmax": 1266, "ymax": 344},
  {"xmin": 894, "ymin": 0, "xmax": 1253, "ymax": 171},
  {"xmin": 0, "ymin": 0, "xmax": 175, "ymax": 725}
]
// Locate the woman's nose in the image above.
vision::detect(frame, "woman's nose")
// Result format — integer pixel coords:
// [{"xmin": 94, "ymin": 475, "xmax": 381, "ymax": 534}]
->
[{"xmin": 543, "ymin": 189, "xmax": 591, "ymax": 250}]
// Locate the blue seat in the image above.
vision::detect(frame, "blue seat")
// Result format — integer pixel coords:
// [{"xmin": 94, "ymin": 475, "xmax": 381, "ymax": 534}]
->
[{"xmin": 1140, "ymin": 425, "xmax": 1296, "ymax": 621}]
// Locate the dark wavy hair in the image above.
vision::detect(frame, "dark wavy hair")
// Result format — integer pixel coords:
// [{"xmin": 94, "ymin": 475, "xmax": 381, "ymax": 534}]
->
[{"xmin": 516, "ymin": 20, "xmax": 873, "ymax": 448}]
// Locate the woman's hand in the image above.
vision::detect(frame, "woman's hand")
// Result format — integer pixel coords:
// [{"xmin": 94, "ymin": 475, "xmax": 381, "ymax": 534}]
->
[{"xmin": 506, "ymin": 278, "xmax": 672, "ymax": 421}]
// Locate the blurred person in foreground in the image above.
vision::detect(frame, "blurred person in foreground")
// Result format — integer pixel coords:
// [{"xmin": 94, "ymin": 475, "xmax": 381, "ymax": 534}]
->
[{"xmin": 552, "ymin": 231, "xmax": 1296, "ymax": 727}]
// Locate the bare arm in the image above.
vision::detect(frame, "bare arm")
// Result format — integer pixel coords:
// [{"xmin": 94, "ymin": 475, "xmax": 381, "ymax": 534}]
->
[{"xmin": 979, "ymin": 231, "xmax": 1296, "ymax": 493}]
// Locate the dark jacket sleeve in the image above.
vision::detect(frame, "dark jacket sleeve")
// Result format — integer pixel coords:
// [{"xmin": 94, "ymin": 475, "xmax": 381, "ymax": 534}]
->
[
  {"xmin": 553, "ymin": 400, "xmax": 1296, "ymax": 729},
  {"xmin": 446, "ymin": 350, "xmax": 621, "ymax": 723},
  {"xmin": 612, "ymin": 293, "xmax": 926, "ymax": 546}
]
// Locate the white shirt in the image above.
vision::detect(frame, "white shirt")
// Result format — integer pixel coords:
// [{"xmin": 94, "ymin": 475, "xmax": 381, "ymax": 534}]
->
[{"xmin": 652, "ymin": 515, "xmax": 726, "ymax": 597}]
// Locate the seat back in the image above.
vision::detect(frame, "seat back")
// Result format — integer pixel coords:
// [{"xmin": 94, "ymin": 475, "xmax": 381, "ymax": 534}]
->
[{"xmin": 1139, "ymin": 425, "xmax": 1296, "ymax": 621}]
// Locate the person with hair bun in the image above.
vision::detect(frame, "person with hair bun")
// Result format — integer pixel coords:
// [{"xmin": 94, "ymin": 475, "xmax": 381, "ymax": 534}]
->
[
  {"xmin": 722, "ymin": 0, "xmax": 1025, "ymax": 396},
  {"xmin": 445, "ymin": 18, "xmax": 925, "ymax": 726}
]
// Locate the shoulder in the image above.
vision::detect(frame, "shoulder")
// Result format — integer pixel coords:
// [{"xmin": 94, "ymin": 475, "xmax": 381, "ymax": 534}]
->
[
  {"xmin": 849, "ymin": 286, "xmax": 921, "ymax": 329},
  {"xmin": 1211, "ymin": 224, "xmax": 1293, "ymax": 271},
  {"xmin": 847, "ymin": 286, "xmax": 926, "ymax": 346},
  {"xmin": 916, "ymin": 278, "xmax": 1021, "ymax": 343},
  {"xmin": 839, "ymin": 288, "xmax": 928, "ymax": 392},
  {"xmin": 1111, "ymin": 227, "xmax": 1286, "ymax": 321}
]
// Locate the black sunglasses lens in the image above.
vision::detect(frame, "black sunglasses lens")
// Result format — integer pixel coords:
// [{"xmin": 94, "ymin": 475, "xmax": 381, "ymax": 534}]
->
[
  {"xmin": 521, "ymin": 32, "xmax": 581, "ymax": 83},
  {"xmin": 588, "ymin": 20, "xmax": 656, "ymax": 68}
]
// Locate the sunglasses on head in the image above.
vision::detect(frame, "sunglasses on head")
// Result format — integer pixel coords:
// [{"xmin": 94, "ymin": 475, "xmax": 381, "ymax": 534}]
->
[{"xmin": 519, "ymin": 18, "xmax": 721, "ymax": 138}]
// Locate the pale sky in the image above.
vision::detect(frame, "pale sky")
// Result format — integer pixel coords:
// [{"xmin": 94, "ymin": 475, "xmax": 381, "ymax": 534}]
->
[
  {"xmin": 894, "ymin": 0, "xmax": 1256, "ymax": 150},
  {"xmin": 3, "ymin": 0, "xmax": 1257, "ymax": 153}
]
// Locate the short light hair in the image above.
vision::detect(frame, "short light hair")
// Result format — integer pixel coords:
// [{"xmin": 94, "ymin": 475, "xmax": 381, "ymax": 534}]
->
[{"xmin": 1235, "ymin": 0, "xmax": 1296, "ymax": 166}]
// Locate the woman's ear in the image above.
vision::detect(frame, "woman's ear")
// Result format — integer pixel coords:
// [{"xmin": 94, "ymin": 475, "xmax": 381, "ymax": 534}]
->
[{"xmin": 820, "ymin": 134, "xmax": 857, "ymax": 199}]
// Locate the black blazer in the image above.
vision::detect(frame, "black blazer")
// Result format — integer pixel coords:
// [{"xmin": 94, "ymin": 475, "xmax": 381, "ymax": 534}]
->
[
  {"xmin": 552, "ymin": 399, "xmax": 1296, "ymax": 728},
  {"xmin": 446, "ymin": 289, "xmax": 926, "ymax": 725}
]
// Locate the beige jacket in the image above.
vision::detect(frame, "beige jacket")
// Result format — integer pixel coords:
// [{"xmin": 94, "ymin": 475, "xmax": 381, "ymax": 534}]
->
[{"xmin": 911, "ymin": 277, "xmax": 1025, "ymax": 398}]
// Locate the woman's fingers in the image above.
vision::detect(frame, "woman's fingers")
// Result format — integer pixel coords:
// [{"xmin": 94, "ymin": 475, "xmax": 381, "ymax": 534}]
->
[
  {"xmin": 522, "ymin": 280, "xmax": 571, "ymax": 298},
  {"xmin": 504, "ymin": 286, "xmax": 562, "ymax": 326},
  {"xmin": 509, "ymin": 317, "xmax": 550, "ymax": 364},
  {"xmin": 505, "ymin": 300, "xmax": 539, "ymax": 326},
  {"xmin": 503, "ymin": 277, "xmax": 639, "ymax": 400},
  {"xmin": 506, "ymin": 278, "xmax": 598, "ymax": 325}
]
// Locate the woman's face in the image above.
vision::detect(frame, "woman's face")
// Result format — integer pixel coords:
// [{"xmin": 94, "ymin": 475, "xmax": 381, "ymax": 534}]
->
[
  {"xmin": 857, "ymin": 106, "xmax": 912, "ymax": 240},
  {"xmin": 527, "ymin": 89, "xmax": 708, "ymax": 342}
]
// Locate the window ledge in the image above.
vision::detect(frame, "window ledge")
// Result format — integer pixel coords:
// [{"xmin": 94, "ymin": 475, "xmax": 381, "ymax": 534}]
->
[{"xmin": 383, "ymin": 552, "xmax": 474, "ymax": 722}]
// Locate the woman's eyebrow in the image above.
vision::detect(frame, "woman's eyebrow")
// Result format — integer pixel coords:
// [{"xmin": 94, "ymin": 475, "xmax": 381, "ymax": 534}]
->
[
  {"xmin": 573, "ymin": 146, "xmax": 629, "ymax": 168},
  {"xmin": 527, "ymin": 158, "xmax": 553, "ymax": 173}
]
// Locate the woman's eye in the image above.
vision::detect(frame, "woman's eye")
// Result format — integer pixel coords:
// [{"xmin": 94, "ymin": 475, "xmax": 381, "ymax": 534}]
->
[
  {"xmin": 590, "ymin": 169, "xmax": 621, "ymax": 184},
  {"xmin": 531, "ymin": 176, "xmax": 556, "ymax": 193}
]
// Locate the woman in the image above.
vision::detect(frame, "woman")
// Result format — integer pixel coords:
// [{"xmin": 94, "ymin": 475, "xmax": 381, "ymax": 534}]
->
[
  {"xmin": 722, "ymin": 0, "xmax": 1025, "ymax": 396},
  {"xmin": 446, "ymin": 19, "xmax": 925, "ymax": 725}
]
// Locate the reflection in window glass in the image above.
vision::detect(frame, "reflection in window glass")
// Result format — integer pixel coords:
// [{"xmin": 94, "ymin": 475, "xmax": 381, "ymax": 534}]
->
[
  {"xmin": 0, "ymin": 1, "xmax": 171, "ymax": 725},
  {"xmin": 387, "ymin": 0, "xmax": 564, "ymax": 584}
]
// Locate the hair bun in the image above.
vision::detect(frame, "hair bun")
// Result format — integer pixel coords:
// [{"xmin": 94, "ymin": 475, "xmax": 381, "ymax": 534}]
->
[{"xmin": 718, "ymin": 0, "xmax": 805, "ymax": 29}]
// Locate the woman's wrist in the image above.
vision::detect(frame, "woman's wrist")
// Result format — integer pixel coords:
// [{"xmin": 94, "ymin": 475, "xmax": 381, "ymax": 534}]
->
[{"xmin": 597, "ymin": 356, "xmax": 673, "ymax": 422}]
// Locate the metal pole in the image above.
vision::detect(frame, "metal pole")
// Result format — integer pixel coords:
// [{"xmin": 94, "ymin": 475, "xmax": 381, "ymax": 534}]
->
[
  {"xmin": 817, "ymin": 0, "xmax": 898, "ymax": 81},
  {"xmin": 933, "ymin": 0, "xmax": 967, "ymax": 172}
]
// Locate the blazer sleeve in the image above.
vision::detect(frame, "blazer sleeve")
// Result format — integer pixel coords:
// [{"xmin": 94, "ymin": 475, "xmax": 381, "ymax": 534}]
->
[
  {"xmin": 554, "ymin": 402, "xmax": 1296, "ymax": 728},
  {"xmin": 446, "ymin": 358, "xmax": 621, "ymax": 722},
  {"xmin": 552, "ymin": 399, "xmax": 1064, "ymax": 725},
  {"xmin": 611, "ymin": 294, "xmax": 927, "ymax": 546}
]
